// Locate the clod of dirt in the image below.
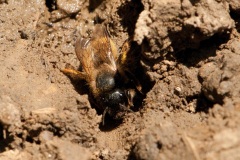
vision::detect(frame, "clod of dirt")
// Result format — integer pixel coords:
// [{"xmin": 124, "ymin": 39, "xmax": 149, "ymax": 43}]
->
[
  {"xmin": 0, "ymin": 95, "xmax": 21, "ymax": 128},
  {"xmin": 199, "ymin": 61, "xmax": 223, "ymax": 103},
  {"xmin": 135, "ymin": 0, "xmax": 235, "ymax": 60},
  {"xmin": 131, "ymin": 122, "xmax": 195, "ymax": 160},
  {"xmin": 50, "ymin": 0, "xmax": 83, "ymax": 22},
  {"xmin": 39, "ymin": 130, "xmax": 54, "ymax": 143},
  {"xmin": 185, "ymin": 103, "xmax": 240, "ymax": 160},
  {"xmin": 0, "ymin": 95, "xmax": 22, "ymax": 141},
  {"xmin": 0, "ymin": 137, "xmax": 91, "ymax": 160},
  {"xmin": 131, "ymin": 131, "xmax": 160, "ymax": 160},
  {"xmin": 0, "ymin": 150, "xmax": 30, "ymax": 160},
  {"xmin": 199, "ymin": 37, "xmax": 240, "ymax": 106},
  {"xmin": 227, "ymin": 0, "xmax": 240, "ymax": 14},
  {"xmin": 40, "ymin": 137, "xmax": 91, "ymax": 160},
  {"xmin": 57, "ymin": 0, "xmax": 82, "ymax": 15}
]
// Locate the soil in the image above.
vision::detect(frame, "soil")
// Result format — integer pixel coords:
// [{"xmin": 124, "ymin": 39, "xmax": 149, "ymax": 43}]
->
[{"xmin": 1, "ymin": 0, "xmax": 240, "ymax": 159}]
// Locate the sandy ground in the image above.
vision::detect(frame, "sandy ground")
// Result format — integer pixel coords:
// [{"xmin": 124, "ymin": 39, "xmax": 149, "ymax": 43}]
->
[{"xmin": 1, "ymin": 0, "xmax": 240, "ymax": 159}]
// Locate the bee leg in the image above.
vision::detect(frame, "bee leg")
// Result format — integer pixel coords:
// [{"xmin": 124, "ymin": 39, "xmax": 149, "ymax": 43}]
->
[
  {"xmin": 61, "ymin": 63, "xmax": 86, "ymax": 80},
  {"xmin": 102, "ymin": 107, "xmax": 109, "ymax": 126},
  {"xmin": 127, "ymin": 89, "xmax": 136, "ymax": 107},
  {"xmin": 125, "ymin": 70, "xmax": 142, "ymax": 94}
]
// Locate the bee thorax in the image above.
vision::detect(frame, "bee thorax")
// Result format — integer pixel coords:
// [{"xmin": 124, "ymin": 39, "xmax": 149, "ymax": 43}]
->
[{"xmin": 96, "ymin": 72, "xmax": 115, "ymax": 92}]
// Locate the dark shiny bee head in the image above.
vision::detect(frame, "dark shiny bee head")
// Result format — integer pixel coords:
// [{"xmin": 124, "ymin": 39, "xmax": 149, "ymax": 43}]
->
[{"xmin": 100, "ymin": 88, "xmax": 129, "ymax": 124}]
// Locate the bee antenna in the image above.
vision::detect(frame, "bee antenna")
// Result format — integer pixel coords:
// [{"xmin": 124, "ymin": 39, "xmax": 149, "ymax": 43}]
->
[
  {"xmin": 127, "ymin": 108, "xmax": 134, "ymax": 113},
  {"xmin": 102, "ymin": 107, "xmax": 108, "ymax": 126}
]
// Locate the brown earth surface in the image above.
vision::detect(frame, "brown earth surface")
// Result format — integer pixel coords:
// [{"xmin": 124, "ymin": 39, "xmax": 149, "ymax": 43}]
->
[{"xmin": 1, "ymin": 0, "xmax": 240, "ymax": 159}]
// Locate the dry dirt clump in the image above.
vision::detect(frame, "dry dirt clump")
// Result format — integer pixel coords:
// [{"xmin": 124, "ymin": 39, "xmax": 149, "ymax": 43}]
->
[{"xmin": 1, "ymin": 0, "xmax": 240, "ymax": 159}]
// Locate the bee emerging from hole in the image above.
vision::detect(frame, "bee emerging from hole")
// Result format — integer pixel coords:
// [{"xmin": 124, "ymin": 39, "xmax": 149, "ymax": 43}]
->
[{"xmin": 61, "ymin": 24, "xmax": 142, "ymax": 125}]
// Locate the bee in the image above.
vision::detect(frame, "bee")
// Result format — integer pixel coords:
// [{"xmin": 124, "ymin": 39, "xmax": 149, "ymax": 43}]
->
[{"xmin": 61, "ymin": 24, "xmax": 142, "ymax": 125}]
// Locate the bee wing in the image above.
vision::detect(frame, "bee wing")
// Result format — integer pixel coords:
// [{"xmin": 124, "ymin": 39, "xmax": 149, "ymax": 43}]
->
[
  {"xmin": 75, "ymin": 37, "xmax": 94, "ymax": 82},
  {"xmin": 90, "ymin": 24, "xmax": 118, "ymax": 70},
  {"xmin": 75, "ymin": 25, "xmax": 118, "ymax": 81}
]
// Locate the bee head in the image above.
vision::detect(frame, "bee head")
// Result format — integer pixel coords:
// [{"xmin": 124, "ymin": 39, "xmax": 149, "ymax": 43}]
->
[{"xmin": 101, "ymin": 88, "xmax": 129, "ymax": 124}]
